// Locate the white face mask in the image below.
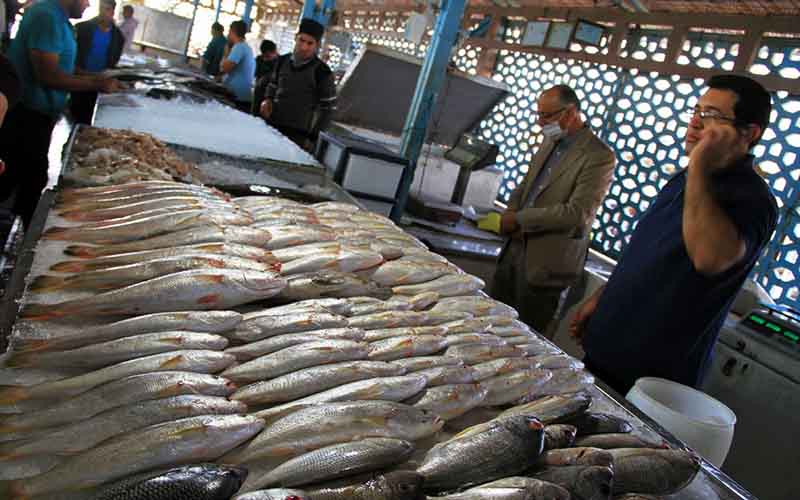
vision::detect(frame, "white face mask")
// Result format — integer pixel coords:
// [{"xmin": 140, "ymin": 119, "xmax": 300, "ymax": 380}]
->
[{"xmin": 541, "ymin": 122, "xmax": 564, "ymax": 141}]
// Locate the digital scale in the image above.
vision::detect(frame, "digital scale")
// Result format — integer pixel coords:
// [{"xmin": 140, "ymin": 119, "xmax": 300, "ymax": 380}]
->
[{"xmin": 740, "ymin": 303, "xmax": 800, "ymax": 348}]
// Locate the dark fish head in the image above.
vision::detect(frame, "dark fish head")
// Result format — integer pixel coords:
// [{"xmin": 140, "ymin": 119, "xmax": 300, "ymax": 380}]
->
[
  {"xmin": 417, "ymin": 408, "xmax": 446, "ymax": 431},
  {"xmin": 191, "ymin": 463, "xmax": 248, "ymax": 499},
  {"xmin": 380, "ymin": 471, "xmax": 425, "ymax": 499},
  {"xmin": 576, "ymin": 466, "xmax": 614, "ymax": 500}
]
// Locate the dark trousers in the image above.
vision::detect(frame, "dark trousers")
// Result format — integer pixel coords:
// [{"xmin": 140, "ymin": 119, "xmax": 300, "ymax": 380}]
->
[
  {"xmin": 269, "ymin": 122, "xmax": 312, "ymax": 150},
  {"xmin": 69, "ymin": 91, "xmax": 98, "ymax": 125},
  {"xmin": 234, "ymin": 100, "xmax": 252, "ymax": 114},
  {"xmin": 0, "ymin": 105, "xmax": 56, "ymax": 227},
  {"xmin": 491, "ymin": 240, "xmax": 566, "ymax": 336},
  {"xmin": 583, "ymin": 356, "xmax": 635, "ymax": 398}
]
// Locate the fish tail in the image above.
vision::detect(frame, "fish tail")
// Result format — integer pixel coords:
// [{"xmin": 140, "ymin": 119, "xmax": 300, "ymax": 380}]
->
[
  {"xmin": 28, "ymin": 275, "xmax": 68, "ymax": 293},
  {"xmin": 19, "ymin": 303, "xmax": 68, "ymax": 321},
  {"xmin": 49, "ymin": 260, "xmax": 86, "ymax": 273},
  {"xmin": 64, "ymin": 245, "xmax": 99, "ymax": 258},
  {"xmin": 0, "ymin": 387, "xmax": 29, "ymax": 406},
  {"xmin": 41, "ymin": 227, "xmax": 76, "ymax": 241}
]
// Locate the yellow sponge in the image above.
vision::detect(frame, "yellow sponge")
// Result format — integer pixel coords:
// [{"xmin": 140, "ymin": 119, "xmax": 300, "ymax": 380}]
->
[{"xmin": 478, "ymin": 212, "xmax": 502, "ymax": 234}]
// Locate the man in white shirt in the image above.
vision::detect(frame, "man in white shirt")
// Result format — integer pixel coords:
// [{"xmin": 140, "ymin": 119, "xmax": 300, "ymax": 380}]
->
[{"xmin": 118, "ymin": 4, "xmax": 138, "ymax": 52}]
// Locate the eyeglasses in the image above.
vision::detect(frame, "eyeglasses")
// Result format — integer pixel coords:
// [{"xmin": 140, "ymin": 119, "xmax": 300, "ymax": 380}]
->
[
  {"xmin": 681, "ymin": 107, "xmax": 739, "ymax": 126},
  {"xmin": 535, "ymin": 107, "xmax": 567, "ymax": 121}
]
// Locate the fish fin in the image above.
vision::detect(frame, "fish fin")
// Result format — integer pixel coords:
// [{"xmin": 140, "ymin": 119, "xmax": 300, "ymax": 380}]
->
[
  {"xmin": 161, "ymin": 336, "xmax": 187, "ymax": 346},
  {"xmin": 64, "ymin": 245, "xmax": 98, "ymax": 258},
  {"xmin": 0, "ymin": 387, "xmax": 28, "ymax": 406},
  {"xmin": 198, "ymin": 274, "xmax": 225, "ymax": 284},
  {"xmin": 28, "ymin": 275, "xmax": 67, "ymax": 293},
  {"xmin": 159, "ymin": 354, "xmax": 185, "ymax": 369},
  {"xmin": 197, "ymin": 294, "xmax": 221, "ymax": 305},
  {"xmin": 169, "ymin": 424, "xmax": 208, "ymax": 439},
  {"xmin": 41, "ymin": 226, "xmax": 75, "ymax": 241},
  {"xmin": 49, "ymin": 260, "xmax": 85, "ymax": 273},
  {"xmin": 19, "ymin": 303, "xmax": 66, "ymax": 321}
]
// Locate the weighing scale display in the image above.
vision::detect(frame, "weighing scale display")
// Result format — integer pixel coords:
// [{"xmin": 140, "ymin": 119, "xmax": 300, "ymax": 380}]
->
[{"xmin": 743, "ymin": 311, "xmax": 800, "ymax": 345}]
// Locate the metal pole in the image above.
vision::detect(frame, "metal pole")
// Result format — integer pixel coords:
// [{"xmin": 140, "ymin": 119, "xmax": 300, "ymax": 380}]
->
[
  {"xmin": 318, "ymin": 0, "xmax": 335, "ymax": 25},
  {"xmin": 214, "ymin": 0, "xmax": 222, "ymax": 22},
  {"xmin": 242, "ymin": 0, "xmax": 254, "ymax": 26},
  {"xmin": 300, "ymin": 0, "xmax": 316, "ymax": 23},
  {"xmin": 390, "ymin": 0, "xmax": 467, "ymax": 221},
  {"xmin": 185, "ymin": 0, "xmax": 201, "ymax": 60}
]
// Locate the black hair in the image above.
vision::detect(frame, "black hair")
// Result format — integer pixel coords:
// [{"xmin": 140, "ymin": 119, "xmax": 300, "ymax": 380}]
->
[
  {"xmin": 122, "ymin": 4, "xmax": 133, "ymax": 12},
  {"xmin": 212, "ymin": 22, "xmax": 224, "ymax": 33},
  {"xmin": 230, "ymin": 20, "xmax": 247, "ymax": 38},
  {"xmin": 260, "ymin": 39, "xmax": 277, "ymax": 54},
  {"xmin": 550, "ymin": 84, "xmax": 581, "ymax": 111},
  {"xmin": 707, "ymin": 74, "xmax": 772, "ymax": 147}
]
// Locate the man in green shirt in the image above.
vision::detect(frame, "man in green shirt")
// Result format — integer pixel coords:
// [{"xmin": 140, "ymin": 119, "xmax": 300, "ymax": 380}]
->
[{"xmin": 203, "ymin": 22, "xmax": 226, "ymax": 77}]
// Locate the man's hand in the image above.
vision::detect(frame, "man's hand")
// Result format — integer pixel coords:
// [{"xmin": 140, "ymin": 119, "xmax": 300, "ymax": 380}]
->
[
  {"xmin": 97, "ymin": 78, "xmax": 123, "ymax": 93},
  {"xmin": 260, "ymin": 99, "xmax": 273, "ymax": 119},
  {"xmin": 500, "ymin": 210, "xmax": 518, "ymax": 235},
  {"xmin": 689, "ymin": 125, "xmax": 741, "ymax": 175},
  {"xmin": 568, "ymin": 287, "xmax": 603, "ymax": 344}
]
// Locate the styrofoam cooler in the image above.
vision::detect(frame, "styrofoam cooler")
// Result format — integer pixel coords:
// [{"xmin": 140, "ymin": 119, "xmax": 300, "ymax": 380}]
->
[{"xmin": 626, "ymin": 377, "xmax": 736, "ymax": 467}]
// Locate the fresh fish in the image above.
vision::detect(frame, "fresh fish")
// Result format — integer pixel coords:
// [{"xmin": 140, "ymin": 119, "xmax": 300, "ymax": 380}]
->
[
  {"xmin": 222, "ymin": 340, "xmax": 370, "ymax": 384},
  {"xmin": 0, "ymin": 351, "xmax": 235, "ymax": 410},
  {"xmin": 312, "ymin": 201, "xmax": 361, "ymax": 213},
  {"xmin": 417, "ymin": 415, "xmax": 545, "ymax": 491},
  {"xmin": 0, "ymin": 396, "xmax": 246, "ymax": 462},
  {"xmin": 573, "ymin": 433, "xmax": 668, "ymax": 449},
  {"xmin": 531, "ymin": 354, "xmax": 585, "ymax": 370},
  {"xmin": 408, "ymin": 383, "xmax": 488, "ymax": 420},
  {"xmin": 231, "ymin": 361, "xmax": 405, "ymax": 406},
  {"xmin": 392, "ymin": 273, "xmax": 485, "ymax": 297},
  {"xmin": 236, "ymin": 196, "xmax": 305, "ymax": 209},
  {"xmin": 503, "ymin": 336, "xmax": 538, "ymax": 346},
  {"xmin": 228, "ymin": 312, "xmax": 349, "ymax": 343},
  {"xmin": 244, "ymin": 438, "xmax": 414, "ymax": 490},
  {"xmin": 367, "ymin": 335, "xmax": 448, "ymax": 361},
  {"xmin": 348, "ymin": 311, "xmax": 429, "ymax": 330},
  {"xmin": 516, "ymin": 369, "xmax": 595, "ymax": 403},
  {"xmin": 49, "ymin": 243, "xmax": 278, "ymax": 273},
  {"xmin": 425, "ymin": 310, "xmax": 474, "ymax": 324},
  {"xmin": 442, "ymin": 316, "xmax": 515, "ymax": 334},
  {"xmin": 431, "ymin": 476, "xmax": 571, "ymax": 500},
  {"xmin": 543, "ymin": 424, "xmax": 578, "ymax": 450},
  {"xmin": 471, "ymin": 358, "xmax": 543, "ymax": 381},
  {"xmin": 392, "ymin": 356, "xmax": 464, "ymax": 372},
  {"xmin": 58, "ymin": 181, "xmax": 219, "ymax": 200},
  {"xmin": 257, "ymin": 298, "xmax": 354, "ymax": 316},
  {"xmin": 431, "ymin": 297, "xmax": 518, "ymax": 318},
  {"xmin": 227, "ymin": 329, "xmax": 365, "ymax": 361},
  {"xmin": 515, "ymin": 343, "xmax": 562, "ymax": 356},
  {"xmin": 445, "ymin": 344, "xmax": 526, "ymax": 364},
  {"xmin": 0, "ymin": 372, "xmax": 235, "ymax": 436},
  {"xmin": 538, "ymin": 447, "xmax": 614, "ymax": 468},
  {"xmin": 279, "ymin": 271, "xmax": 392, "ymax": 301},
  {"xmin": 608, "ymin": 448, "xmax": 700, "ymax": 495},
  {"xmin": 487, "ymin": 326, "xmax": 532, "ymax": 338},
  {"xmin": 529, "ymin": 466, "xmax": 614, "ymax": 500},
  {"xmin": 254, "ymin": 375, "xmax": 428, "ymax": 421},
  {"xmin": 31, "ymin": 255, "xmax": 275, "ymax": 293},
  {"xmin": 11, "ymin": 310, "xmax": 242, "ymax": 352},
  {"xmin": 400, "ymin": 291, "xmax": 440, "ymax": 311},
  {"xmin": 0, "ymin": 455, "xmax": 62, "ymax": 480},
  {"xmin": 364, "ymin": 326, "xmax": 447, "ymax": 342},
  {"xmin": 565, "ymin": 412, "xmax": 634, "ymax": 436},
  {"xmin": 227, "ymin": 401, "xmax": 442, "ymax": 464},
  {"xmin": 367, "ymin": 260, "xmax": 456, "ymax": 286},
  {"xmin": 398, "ymin": 247, "xmax": 449, "ymax": 262},
  {"xmin": 347, "ymin": 297, "xmax": 414, "ymax": 316},
  {"xmin": 64, "ymin": 226, "xmax": 272, "ymax": 258},
  {"xmin": 499, "ymin": 393, "xmax": 593, "ymax": 424},
  {"xmin": 280, "ymin": 248, "xmax": 383, "ymax": 275},
  {"xmin": 21, "ymin": 269, "xmax": 286, "ymax": 320},
  {"xmin": 43, "ymin": 209, "xmax": 253, "ymax": 244},
  {"xmin": 271, "ymin": 242, "xmax": 342, "ymax": 262},
  {"xmin": 57, "ymin": 188, "xmax": 226, "ymax": 212},
  {"xmin": 414, "ymin": 365, "xmax": 479, "ymax": 386},
  {"xmin": 6, "ymin": 331, "xmax": 229, "ymax": 369},
  {"xmin": 481, "ymin": 369, "xmax": 554, "ymax": 406},
  {"xmin": 235, "ymin": 489, "xmax": 308, "ymax": 500},
  {"xmin": 295, "ymin": 471, "xmax": 424, "ymax": 500},
  {"xmin": 444, "ymin": 333, "xmax": 508, "ymax": 347},
  {"xmin": 5, "ymin": 415, "xmax": 264, "ymax": 498},
  {"xmin": 262, "ymin": 225, "xmax": 336, "ymax": 250},
  {"xmin": 92, "ymin": 463, "xmax": 248, "ymax": 500},
  {"xmin": 58, "ymin": 195, "xmax": 234, "ymax": 222}
]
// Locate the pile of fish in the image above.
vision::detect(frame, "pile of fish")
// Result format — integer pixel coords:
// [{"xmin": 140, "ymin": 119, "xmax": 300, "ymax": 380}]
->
[
  {"xmin": 0, "ymin": 180, "xmax": 701, "ymax": 499},
  {"xmin": 65, "ymin": 127, "xmax": 205, "ymax": 186}
]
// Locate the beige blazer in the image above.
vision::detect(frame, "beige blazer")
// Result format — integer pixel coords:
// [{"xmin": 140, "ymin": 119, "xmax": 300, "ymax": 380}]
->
[{"xmin": 503, "ymin": 127, "xmax": 616, "ymax": 288}]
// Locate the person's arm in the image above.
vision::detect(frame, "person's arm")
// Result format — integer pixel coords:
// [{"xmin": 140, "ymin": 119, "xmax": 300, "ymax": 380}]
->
[
  {"xmin": 220, "ymin": 43, "xmax": 241, "ymax": 75},
  {"xmin": 683, "ymin": 127, "xmax": 747, "ymax": 275},
  {"xmin": 569, "ymin": 284, "xmax": 605, "ymax": 342},
  {"xmin": 308, "ymin": 66, "xmax": 336, "ymax": 140},
  {"xmin": 514, "ymin": 148, "xmax": 616, "ymax": 235},
  {"xmin": 30, "ymin": 49, "xmax": 118, "ymax": 92},
  {"xmin": 260, "ymin": 57, "xmax": 281, "ymax": 119}
]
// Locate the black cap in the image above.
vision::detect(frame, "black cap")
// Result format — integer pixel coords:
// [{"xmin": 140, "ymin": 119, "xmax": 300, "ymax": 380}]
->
[{"xmin": 298, "ymin": 18, "xmax": 324, "ymax": 42}]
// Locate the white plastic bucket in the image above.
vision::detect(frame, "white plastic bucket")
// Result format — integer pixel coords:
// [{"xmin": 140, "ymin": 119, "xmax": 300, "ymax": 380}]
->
[{"xmin": 626, "ymin": 377, "xmax": 736, "ymax": 467}]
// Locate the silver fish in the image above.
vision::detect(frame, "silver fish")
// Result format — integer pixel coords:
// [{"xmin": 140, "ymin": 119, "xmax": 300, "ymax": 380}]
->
[
  {"xmin": 442, "ymin": 316, "xmax": 515, "ymax": 334},
  {"xmin": 530, "ymin": 354, "xmax": 585, "ymax": 370},
  {"xmin": 487, "ymin": 326, "xmax": 533, "ymax": 338},
  {"xmin": 228, "ymin": 401, "xmax": 441, "ymax": 464},
  {"xmin": 235, "ymin": 489, "xmax": 308, "ymax": 500},
  {"xmin": 431, "ymin": 297, "xmax": 519, "ymax": 318},
  {"xmin": 231, "ymin": 361, "xmax": 405, "ymax": 406},
  {"xmin": 221, "ymin": 340, "xmax": 370, "ymax": 384},
  {"xmin": 58, "ymin": 195, "xmax": 234, "ymax": 222},
  {"xmin": 11, "ymin": 310, "xmax": 242, "ymax": 352},
  {"xmin": 244, "ymin": 438, "xmax": 414, "ymax": 490},
  {"xmin": 368, "ymin": 260, "xmax": 456, "ymax": 286},
  {"xmin": 6, "ymin": 331, "xmax": 229, "ymax": 369},
  {"xmin": 515, "ymin": 343, "xmax": 562, "ymax": 356},
  {"xmin": 297, "ymin": 470, "xmax": 424, "ymax": 500},
  {"xmin": 391, "ymin": 274, "xmax": 485, "ymax": 297},
  {"xmin": 8, "ymin": 415, "xmax": 264, "ymax": 498},
  {"xmin": 367, "ymin": 335, "xmax": 448, "ymax": 361},
  {"xmin": 0, "ymin": 372, "xmax": 235, "ymax": 437},
  {"xmin": 413, "ymin": 365, "xmax": 479, "ymax": 386},
  {"xmin": 228, "ymin": 312, "xmax": 349, "ymax": 343},
  {"xmin": 64, "ymin": 226, "xmax": 272, "ymax": 258},
  {"xmin": 279, "ymin": 271, "xmax": 392, "ymax": 301},
  {"xmin": 392, "ymin": 356, "xmax": 464, "ymax": 372},
  {"xmin": 363, "ymin": 326, "xmax": 447, "ymax": 342},
  {"xmin": 254, "ymin": 375, "xmax": 428, "ymax": 422},
  {"xmin": 471, "ymin": 358, "xmax": 543, "ymax": 381},
  {"xmin": 241, "ymin": 299, "xmax": 353, "ymax": 318},
  {"xmin": 227, "ymin": 329, "xmax": 365, "ymax": 361},
  {"xmin": 280, "ymin": 248, "xmax": 383, "ymax": 275},
  {"xmin": 480, "ymin": 369, "xmax": 554, "ymax": 406},
  {"xmin": 417, "ymin": 415, "xmax": 545, "ymax": 491},
  {"xmin": 515, "ymin": 369, "xmax": 595, "ymax": 404},
  {"xmin": 348, "ymin": 297, "xmax": 414, "ymax": 316},
  {"xmin": 445, "ymin": 344, "xmax": 526, "ymax": 364},
  {"xmin": 432, "ymin": 476, "xmax": 571, "ymax": 500},
  {"xmin": 538, "ymin": 447, "xmax": 614, "ymax": 468},
  {"xmin": 529, "ymin": 466, "xmax": 614, "ymax": 500},
  {"xmin": 566, "ymin": 412, "xmax": 634, "ymax": 436},
  {"xmin": 0, "ymin": 350, "xmax": 235, "ymax": 410},
  {"xmin": 408, "ymin": 383, "xmax": 488, "ymax": 421},
  {"xmin": 503, "ymin": 336, "xmax": 538, "ymax": 346},
  {"xmin": 609, "ymin": 448, "xmax": 700, "ymax": 495},
  {"xmin": 348, "ymin": 311, "xmax": 430, "ymax": 330},
  {"xmin": 262, "ymin": 225, "xmax": 336, "ymax": 250},
  {"xmin": 500, "ymin": 393, "xmax": 593, "ymax": 424},
  {"xmin": 271, "ymin": 242, "xmax": 342, "ymax": 262},
  {"xmin": 444, "ymin": 333, "xmax": 508, "ymax": 347},
  {"xmin": 21, "ymin": 269, "xmax": 286, "ymax": 320}
]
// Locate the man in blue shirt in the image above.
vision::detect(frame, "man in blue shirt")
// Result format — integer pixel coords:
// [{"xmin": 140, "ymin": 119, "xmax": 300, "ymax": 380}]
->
[
  {"xmin": 571, "ymin": 75, "xmax": 778, "ymax": 395},
  {"xmin": 71, "ymin": 0, "xmax": 125, "ymax": 123},
  {"xmin": 202, "ymin": 22, "xmax": 226, "ymax": 77},
  {"xmin": 0, "ymin": 0, "xmax": 120, "ymax": 226},
  {"xmin": 220, "ymin": 20, "xmax": 255, "ymax": 113}
]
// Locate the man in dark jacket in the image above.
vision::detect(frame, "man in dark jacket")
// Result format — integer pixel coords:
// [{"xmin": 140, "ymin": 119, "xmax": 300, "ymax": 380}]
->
[
  {"xmin": 70, "ymin": 0, "xmax": 124, "ymax": 123},
  {"xmin": 203, "ymin": 22, "xmax": 226, "ymax": 77},
  {"xmin": 259, "ymin": 18, "xmax": 336, "ymax": 151}
]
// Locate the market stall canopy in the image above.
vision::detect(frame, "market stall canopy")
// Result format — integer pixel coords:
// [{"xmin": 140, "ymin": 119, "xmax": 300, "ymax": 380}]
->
[{"xmin": 334, "ymin": 45, "xmax": 510, "ymax": 148}]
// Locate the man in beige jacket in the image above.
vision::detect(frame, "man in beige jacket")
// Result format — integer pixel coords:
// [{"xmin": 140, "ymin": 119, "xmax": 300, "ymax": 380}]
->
[{"xmin": 491, "ymin": 85, "xmax": 615, "ymax": 335}]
